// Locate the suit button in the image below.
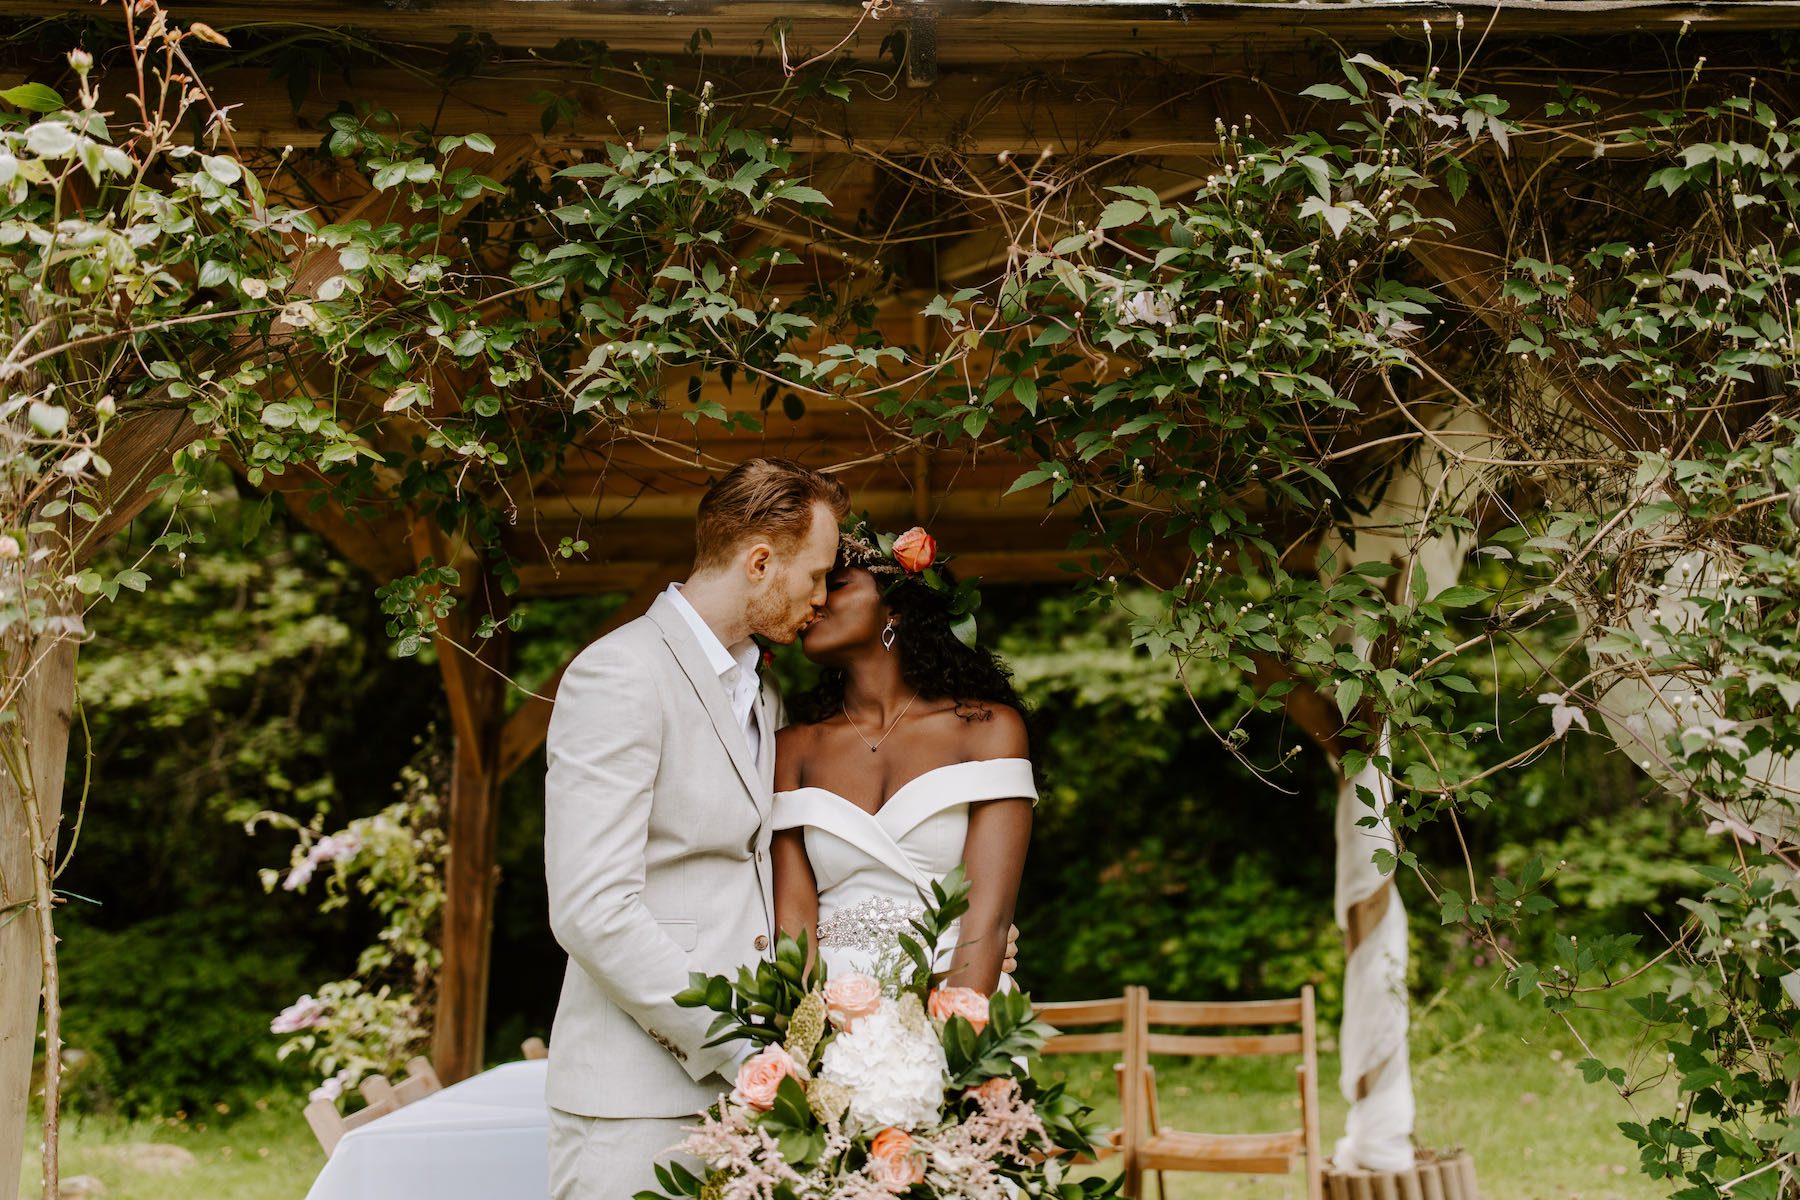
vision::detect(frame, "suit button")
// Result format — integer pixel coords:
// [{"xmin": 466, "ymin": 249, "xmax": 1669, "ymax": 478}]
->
[{"xmin": 753, "ymin": 934, "xmax": 769, "ymax": 952}]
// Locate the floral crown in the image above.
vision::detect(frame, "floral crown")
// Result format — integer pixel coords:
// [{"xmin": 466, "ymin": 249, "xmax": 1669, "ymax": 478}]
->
[{"xmin": 839, "ymin": 517, "xmax": 983, "ymax": 648}]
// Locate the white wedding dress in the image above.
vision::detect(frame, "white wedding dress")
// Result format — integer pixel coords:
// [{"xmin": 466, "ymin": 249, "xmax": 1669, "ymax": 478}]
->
[{"xmin": 770, "ymin": 757, "xmax": 1037, "ymax": 983}]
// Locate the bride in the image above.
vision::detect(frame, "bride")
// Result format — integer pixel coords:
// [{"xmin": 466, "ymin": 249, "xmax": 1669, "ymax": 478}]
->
[{"xmin": 771, "ymin": 523, "xmax": 1033, "ymax": 994}]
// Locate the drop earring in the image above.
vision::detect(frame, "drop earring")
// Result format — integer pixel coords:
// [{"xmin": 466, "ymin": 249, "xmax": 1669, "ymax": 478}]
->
[{"xmin": 881, "ymin": 619, "xmax": 897, "ymax": 652}]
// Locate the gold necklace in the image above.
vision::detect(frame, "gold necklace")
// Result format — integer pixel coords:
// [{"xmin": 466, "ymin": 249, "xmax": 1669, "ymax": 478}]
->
[{"xmin": 842, "ymin": 692, "xmax": 919, "ymax": 754}]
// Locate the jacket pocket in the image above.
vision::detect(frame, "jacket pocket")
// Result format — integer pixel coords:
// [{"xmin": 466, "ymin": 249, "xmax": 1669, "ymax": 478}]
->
[{"xmin": 657, "ymin": 918, "xmax": 698, "ymax": 951}]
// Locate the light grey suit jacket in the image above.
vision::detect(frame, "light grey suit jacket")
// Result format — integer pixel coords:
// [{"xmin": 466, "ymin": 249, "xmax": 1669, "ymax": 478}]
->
[{"xmin": 544, "ymin": 593, "xmax": 779, "ymax": 1118}]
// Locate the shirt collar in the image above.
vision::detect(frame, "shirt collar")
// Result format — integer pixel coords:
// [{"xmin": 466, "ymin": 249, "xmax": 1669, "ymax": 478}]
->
[{"xmin": 666, "ymin": 583, "xmax": 761, "ymax": 683}]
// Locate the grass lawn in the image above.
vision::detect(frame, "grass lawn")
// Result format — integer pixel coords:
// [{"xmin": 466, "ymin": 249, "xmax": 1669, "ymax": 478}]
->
[{"xmin": 20, "ymin": 982, "xmax": 1666, "ymax": 1200}]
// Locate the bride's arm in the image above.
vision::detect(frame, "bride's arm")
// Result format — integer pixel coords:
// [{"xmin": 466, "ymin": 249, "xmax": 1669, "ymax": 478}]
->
[
  {"xmin": 772, "ymin": 726, "xmax": 821, "ymax": 954},
  {"xmin": 772, "ymin": 829, "xmax": 820, "ymax": 949},
  {"xmin": 947, "ymin": 799, "xmax": 1032, "ymax": 993},
  {"xmin": 945, "ymin": 709, "xmax": 1034, "ymax": 994}
]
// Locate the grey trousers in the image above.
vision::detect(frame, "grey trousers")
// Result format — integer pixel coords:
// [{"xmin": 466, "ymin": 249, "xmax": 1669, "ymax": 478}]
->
[{"xmin": 547, "ymin": 1107, "xmax": 704, "ymax": 1200}]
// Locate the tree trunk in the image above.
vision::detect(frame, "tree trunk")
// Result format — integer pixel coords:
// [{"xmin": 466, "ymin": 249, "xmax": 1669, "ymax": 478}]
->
[{"xmin": 0, "ymin": 637, "xmax": 78, "ymax": 1200}]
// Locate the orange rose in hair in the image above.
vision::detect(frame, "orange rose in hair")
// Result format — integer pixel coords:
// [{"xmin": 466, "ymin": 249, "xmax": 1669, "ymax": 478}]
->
[
  {"xmin": 866, "ymin": 1127, "xmax": 925, "ymax": 1192},
  {"xmin": 928, "ymin": 985, "xmax": 990, "ymax": 1033},
  {"xmin": 891, "ymin": 527, "xmax": 936, "ymax": 574}
]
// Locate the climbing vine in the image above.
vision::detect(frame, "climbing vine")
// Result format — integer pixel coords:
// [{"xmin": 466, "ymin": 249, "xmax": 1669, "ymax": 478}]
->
[{"xmin": 3, "ymin": 5, "xmax": 1799, "ymax": 1197}]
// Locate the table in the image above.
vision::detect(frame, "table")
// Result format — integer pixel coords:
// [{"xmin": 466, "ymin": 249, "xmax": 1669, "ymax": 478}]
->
[{"xmin": 304, "ymin": 1060, "xmax": 550, "ymax": 1200}]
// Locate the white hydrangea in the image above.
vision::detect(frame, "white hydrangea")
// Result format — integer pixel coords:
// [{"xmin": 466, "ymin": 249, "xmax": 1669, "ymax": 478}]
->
[{"xmin": 818, "ymin": 998, "xmax": 948, "ymax": 1130}]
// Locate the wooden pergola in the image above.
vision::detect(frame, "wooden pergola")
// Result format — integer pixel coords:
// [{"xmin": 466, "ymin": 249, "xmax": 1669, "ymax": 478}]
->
[{"xmin": 12, "ymin": 0, "xmax": 1800, "ymax": 1092}]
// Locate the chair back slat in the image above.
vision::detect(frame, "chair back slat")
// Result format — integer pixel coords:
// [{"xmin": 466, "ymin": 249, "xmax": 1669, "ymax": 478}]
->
[
  {"xmin": 1145, "ymin": 1032, "xmax": 1305, "ymax": 1058},
  {"xmin": 304, "ymin": 1098, "xmax": 346, "ymax": 1157},
  {"xmin": 1034, "ymin": 997, "xmax": 1130, "ymax": 1026},
  {"xmin": 341, "ymin": 1096, "xmax": 398, "ymax": 1134},
  {"xmin": 392, "ymin": 1057, "xmax": 442, "ymax": 1105},
  {"xmin": 1041, "ymin": 1031, "xmax": 1127, "ymax": 1055},
  {"xmin": 358, "ymin": 1075, "xmax": 396, "ymax": 1107},
  {"xmin": 1142, "ymin": 997, "xmax": 1304, "ymax": 1026},
  {"xmin": 404, "ymin": 1056, "xmax": 442, "ymax": 1090}
]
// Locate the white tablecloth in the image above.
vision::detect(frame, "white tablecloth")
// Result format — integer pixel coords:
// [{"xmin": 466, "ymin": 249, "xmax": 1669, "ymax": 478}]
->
[{"xmin": 304, "ymin": 1060, "xmax": 550, "ymax": 1200}]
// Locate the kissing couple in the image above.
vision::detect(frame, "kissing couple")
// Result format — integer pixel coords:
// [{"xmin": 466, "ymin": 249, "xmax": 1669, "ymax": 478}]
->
[{"xmin": 543, "ymin": 457, "xmax": 1035, "ymax": 1199}]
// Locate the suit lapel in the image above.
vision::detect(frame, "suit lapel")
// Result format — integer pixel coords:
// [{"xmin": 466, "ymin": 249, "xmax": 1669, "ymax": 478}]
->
[{"xmin": 648, "ymin": 596, "xmax": 762, "ymax": 806}]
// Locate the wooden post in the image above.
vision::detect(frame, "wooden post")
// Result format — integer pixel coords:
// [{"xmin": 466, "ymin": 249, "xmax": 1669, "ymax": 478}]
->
[
  {"xmin": 420, "ymin": 537, "xmax": 511, "ymax": 1084},
  {"xmin": 0, "ymin": 636, "xmax": 78, "ymax": 1200}
]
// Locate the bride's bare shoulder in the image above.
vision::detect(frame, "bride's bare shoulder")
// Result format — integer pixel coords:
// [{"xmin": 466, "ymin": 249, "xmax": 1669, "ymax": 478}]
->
[{"xmin": 953, "ymin": 701, "xmax": 1029, "ymax": 759}]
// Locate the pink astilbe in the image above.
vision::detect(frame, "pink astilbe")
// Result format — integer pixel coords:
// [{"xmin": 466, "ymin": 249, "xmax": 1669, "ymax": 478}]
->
[
  {"xmin": 675, "ymin": 1105, "xmax": 814, "ymax": 1200},
  {"xmin": 916, "ymin": 1077, "xmax": 1048, "ymax": 1200}
]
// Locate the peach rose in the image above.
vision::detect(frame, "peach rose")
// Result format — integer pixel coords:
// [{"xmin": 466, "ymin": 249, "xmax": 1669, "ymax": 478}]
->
[
  {"xmin": 928, "ymin": 985, "xmax": 990, "ymax": 1033},
  {"xmin": 866, "ymin": 1127, "xmax": 925, "ymax": 1193},
  {"xmin": 891, "ymin": 527, "xmax": 936, "ymax": 574},
  {"xmin": 823, "ymin": 973, "xmax": 883, "ymax": 1031},
  {"xmin": 730, "ymin": 1044, "xmax": 806, "ymax": 1112}
]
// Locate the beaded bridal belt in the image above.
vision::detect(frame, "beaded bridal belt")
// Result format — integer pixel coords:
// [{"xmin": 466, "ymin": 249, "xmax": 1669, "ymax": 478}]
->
[{"xmin": 816, "ymin": 896, "xmax": 926, "ymax": 951}]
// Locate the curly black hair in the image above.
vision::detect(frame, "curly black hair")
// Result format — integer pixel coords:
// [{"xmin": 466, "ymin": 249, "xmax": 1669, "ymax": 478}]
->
[{"xmin": 790, "ymin": 566, "xmax": 1027, "ymax": 727}]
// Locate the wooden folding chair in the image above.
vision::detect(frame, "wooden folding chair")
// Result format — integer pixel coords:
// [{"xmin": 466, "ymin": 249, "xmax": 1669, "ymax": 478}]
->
[
  {"xmin": 1123, "ymin": 986, "xmax": 1323, "ymax": 1200},
  {"xmin": 304, "ymin": 1090, "xmax": 397, "ymax": 1157},
  {"xmin": 1032, "ymin": 987, "xmax": 1146, "ymax": 1168},
  {"xmin": 303, "ymin": 1056, "xmax": 443, "ymax": 1156}
]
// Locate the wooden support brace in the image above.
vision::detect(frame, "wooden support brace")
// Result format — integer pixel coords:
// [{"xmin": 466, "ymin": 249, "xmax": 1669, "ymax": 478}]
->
[{"xmin": 417, "ymin": 538, "xmax": 512, "ymax": 1084}]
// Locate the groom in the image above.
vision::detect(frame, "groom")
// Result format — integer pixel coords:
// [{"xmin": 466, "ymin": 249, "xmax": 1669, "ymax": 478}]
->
[{"xmin": 543, "ymin": 457, "xmax": 849, "ymax": 1200}]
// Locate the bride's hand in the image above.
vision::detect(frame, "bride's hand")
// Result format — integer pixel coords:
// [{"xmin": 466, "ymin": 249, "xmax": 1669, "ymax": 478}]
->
[{"xmin": 1002, "ymin": 923, "xmax": 1019, "ymax": 975}]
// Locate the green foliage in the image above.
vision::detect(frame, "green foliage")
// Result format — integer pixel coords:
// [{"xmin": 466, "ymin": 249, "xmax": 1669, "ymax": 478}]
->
[
  {"xmin": 6, "ymin": 11, "xmax": 1798, "ymax": 1191},
  {"xmin": 57, "ymin": 911, "xmax": 307, "ymax": 1116}
]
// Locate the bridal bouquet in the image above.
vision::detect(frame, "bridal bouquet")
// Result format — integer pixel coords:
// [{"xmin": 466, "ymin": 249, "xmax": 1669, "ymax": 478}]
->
[{"xmin": 648, "ymin": 870, "xmax": 1117, "ymax": 1200}]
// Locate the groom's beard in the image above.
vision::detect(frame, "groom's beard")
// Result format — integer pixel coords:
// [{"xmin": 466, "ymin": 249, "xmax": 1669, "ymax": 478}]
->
[{"xmin": 746, "ymin": 573, "xmax": 808, "ymax": 644}]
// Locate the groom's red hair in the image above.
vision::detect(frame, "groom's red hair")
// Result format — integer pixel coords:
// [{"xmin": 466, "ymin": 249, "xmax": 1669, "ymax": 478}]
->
[{"xmin": 693, "ymin": 457, "xmax": 849, "ymax": 571}]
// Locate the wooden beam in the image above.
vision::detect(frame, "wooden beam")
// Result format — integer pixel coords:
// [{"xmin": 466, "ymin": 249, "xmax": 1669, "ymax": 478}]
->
[
  {"xmin": 0, "ymin": 636, "xmax": 77, "ymax": 1200},
  {"xmin": 426, "ymin": 557, "xmax": 511, "ymax": 1084},
  {"xmin": 73, "ymin": 407, "xmax": 191, "ymax": 567},
  {"xmin": 496, "ymin": 569, "xmax": 670, "ymax": 782},
  {"xmin": 124, "ymin": 65, "xmax": 1282, "ymax": 159},
  {"xmin": 12, "ymin": 2, "xmax": 1799, "ymax": 57},
  {"xmin": 228, "ymin": 457, "xmax": 414, "ymax": 580}
]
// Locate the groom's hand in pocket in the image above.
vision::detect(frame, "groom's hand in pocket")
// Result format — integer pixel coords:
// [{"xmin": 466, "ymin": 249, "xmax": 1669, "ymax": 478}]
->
[{"xmin": 1003, "ymin": 923, "xmax": 1019, "ymax": 975}]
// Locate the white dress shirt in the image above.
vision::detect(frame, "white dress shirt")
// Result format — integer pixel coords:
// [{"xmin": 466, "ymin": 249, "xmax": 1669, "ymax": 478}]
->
[{"xmin": 665, "ymin": 582, "xmax": 762, "ymax": 764}]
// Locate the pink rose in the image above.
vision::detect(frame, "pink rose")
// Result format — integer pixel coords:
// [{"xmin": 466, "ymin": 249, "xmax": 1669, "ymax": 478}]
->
[
  {"xmin": 928, "ymin": 985, "xmax": 990, "ymax": 1033},
  {"xmin": 823, "ymin": 973, "xmax": 883, "ymax": 1031},
  {"xmin": 891, "ymin": 527, "xmax": 936, "ymax": 574},
  {"xmin": 866, "ymin": 1127, "xmax": 924, "ymax": 1193},
  {"xmin": 730, "ymin": 1044, "xmax": 806, "ymax": 1112}
]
